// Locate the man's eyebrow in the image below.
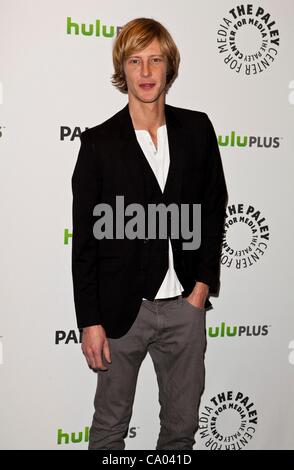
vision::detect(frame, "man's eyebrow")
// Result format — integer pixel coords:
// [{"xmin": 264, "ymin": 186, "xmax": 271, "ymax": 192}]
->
[{"xmin": 128, "ymin": 54, "xmax": 165, "ymax": 58}]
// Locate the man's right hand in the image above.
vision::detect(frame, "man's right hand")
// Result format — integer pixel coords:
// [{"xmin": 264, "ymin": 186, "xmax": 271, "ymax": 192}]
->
[{"xmin": 81, "ymin": 325, "xmax": 112, "ymax": 371}]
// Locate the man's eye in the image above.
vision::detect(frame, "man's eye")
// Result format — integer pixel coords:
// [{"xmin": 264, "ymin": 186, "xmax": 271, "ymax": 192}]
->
[{"xmin": 130, "ymin": 59, "xmax": 140, "ymax": 64}]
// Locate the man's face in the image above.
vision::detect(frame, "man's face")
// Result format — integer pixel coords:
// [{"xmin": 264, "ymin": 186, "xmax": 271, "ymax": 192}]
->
[{"xmin": 123, "ymin": 38, "xmax": 168, "ymax": 104}]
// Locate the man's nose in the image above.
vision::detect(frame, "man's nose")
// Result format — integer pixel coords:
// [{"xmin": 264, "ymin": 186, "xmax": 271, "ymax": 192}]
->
[{"xmin": 141, "ymin": 60, "xmax": 151, "ymax": 77}]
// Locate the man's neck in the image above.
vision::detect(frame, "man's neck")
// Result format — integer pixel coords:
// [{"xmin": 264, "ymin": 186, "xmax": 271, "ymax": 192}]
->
[{"xmin": 128, "ymin": 96, "xmax": 166, "ymax": 132}]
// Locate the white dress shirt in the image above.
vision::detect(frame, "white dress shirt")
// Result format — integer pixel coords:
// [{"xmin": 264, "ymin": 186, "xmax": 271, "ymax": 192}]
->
[{"xmin": 134, "ymin": 124, "xmax": 184, "ymax": 299}]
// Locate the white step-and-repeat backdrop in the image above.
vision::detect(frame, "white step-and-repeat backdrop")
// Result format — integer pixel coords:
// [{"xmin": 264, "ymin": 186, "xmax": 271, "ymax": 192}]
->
[{"xmin": 1, "ymin": 0, "xmax": 293, "ymax": 450}]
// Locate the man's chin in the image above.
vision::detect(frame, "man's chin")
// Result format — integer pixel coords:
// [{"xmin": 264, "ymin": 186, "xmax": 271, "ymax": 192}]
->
[
  {"xmin": 136, "ymin": 90, "xmax": 165, "ymax": 104},
  {"xmin": 139, "ymin": 97, "xmax": 159, "ymax": 103}
]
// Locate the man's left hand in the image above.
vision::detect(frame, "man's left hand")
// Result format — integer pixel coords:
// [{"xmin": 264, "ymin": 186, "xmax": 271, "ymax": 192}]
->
[{"xmin": 185, "ymin": 281, "xmax": 209, "ymax": 309}]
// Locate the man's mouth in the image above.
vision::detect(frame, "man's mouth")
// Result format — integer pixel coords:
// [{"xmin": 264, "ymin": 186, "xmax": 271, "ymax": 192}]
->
[{"xmin": 139, "ymin": 83, "xmax": 156, "ymax": 90}]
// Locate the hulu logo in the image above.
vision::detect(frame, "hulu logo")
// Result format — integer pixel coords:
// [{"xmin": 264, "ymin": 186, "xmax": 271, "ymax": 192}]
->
[
  {"xmin": 66, "ymin": 17, "xmax": 122, "ymax": 38},
  {"xmin": 64, "ymin": 229, "xmax": 72, "ymax": 245},
  {"xmin": 218, "ymin": 132, "xmax": 248, "ymax": 147},
  {"xmin": 57, "ymin": 427, "xmax": 89, "ymax": 444},
  {"xmin": 57, "ymin": 426, "xmax": 138, "ymax": 444},
  {"xmin": 208, "ymin": 323, "xmax": 237, "ymax": 338}
]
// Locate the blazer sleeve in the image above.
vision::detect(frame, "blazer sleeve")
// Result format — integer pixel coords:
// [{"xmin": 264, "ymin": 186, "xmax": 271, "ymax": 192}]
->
[
  {"xmin": 71, "ymin": 130, "xmax": 101, "ymax": 329},
  {"xmin": 194, "ymin": 113, "xmax": 228, "ymax": 294}
]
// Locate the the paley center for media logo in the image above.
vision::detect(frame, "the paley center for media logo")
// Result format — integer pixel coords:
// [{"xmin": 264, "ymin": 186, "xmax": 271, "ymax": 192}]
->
[
  {"xmin": 217, "ymin": 4, "xmax": 280, "ymax": 76},
  {"xmin": 197, "ymin": 391, "xmax": 258, "ymax": 450},
  {"xmin": 221, "ymin": 203, "xmax": 269, "ymax": 270}
]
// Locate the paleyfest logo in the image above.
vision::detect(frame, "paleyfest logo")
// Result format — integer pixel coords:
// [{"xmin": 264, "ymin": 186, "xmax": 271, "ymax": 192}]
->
[
  {"xmin": 217, "ymin": 4, "xmax": 280, "ymax": 75},
  {"xmin": 221, "ymin": 203, "xmax": 269, "ymax": 270},
  {"xmin": 197, "ymin": 391, "xmax": 258, "ymax": 450}
]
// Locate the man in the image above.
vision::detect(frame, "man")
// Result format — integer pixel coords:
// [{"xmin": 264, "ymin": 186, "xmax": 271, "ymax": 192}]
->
[{"xmin": 71, "ymin": 17, "xmax": 228, "ymax": 450}]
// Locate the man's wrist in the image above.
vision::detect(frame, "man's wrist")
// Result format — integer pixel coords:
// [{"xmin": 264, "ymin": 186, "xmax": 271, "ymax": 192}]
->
[
  {"xmin": 187, "ymin": 281, "xmax": 209, "ymax": 307},
  {"xmin": 83, "ymin": 324, "xmax": 102, "ymax": 331},
  {"xmin": 193, "ymin": 281, "xmax": 209, "ymax": 296}
]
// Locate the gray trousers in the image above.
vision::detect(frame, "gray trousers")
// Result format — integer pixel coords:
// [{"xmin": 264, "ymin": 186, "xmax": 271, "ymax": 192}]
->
[{"xmin": 88, "ymin": 294, "xmax": 207, "ymax": 450}]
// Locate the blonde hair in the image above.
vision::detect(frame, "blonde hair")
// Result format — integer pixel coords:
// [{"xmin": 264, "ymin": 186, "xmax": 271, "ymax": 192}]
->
[{"xmin": 111, "ymin": 17, "xmax": 180, "ymax": 94}]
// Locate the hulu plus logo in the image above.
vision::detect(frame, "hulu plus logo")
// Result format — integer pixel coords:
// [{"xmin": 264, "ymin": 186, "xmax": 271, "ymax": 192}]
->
[
  {"xmin": 57, "ymin": 426, "xmax": 138, "ymax": 444},
  {"xmin": 218, "ymin": 132, "xmax": 281, "ymax": 149},
  {"xmin": 208, "ymin": 322, "xmax": 270, "ymax": 338},
  {"xmin": 66, "ymin": 17, "xmax": 122, "ymax": 37}
]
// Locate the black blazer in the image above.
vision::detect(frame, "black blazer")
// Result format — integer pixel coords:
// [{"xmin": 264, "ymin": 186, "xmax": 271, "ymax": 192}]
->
[{"xmin": 71, "ymin": 103, "xmax": 228, "ymax": 338}]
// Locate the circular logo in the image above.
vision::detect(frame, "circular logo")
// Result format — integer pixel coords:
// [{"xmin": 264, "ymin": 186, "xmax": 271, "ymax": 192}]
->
[
  {"xmin": 197, "ymin": 391, "xmax": 258, "ymax": 450},
  {"xmin": 221, "ymin": 203, "xmax": 269, "ymax": 270},
  {"xmin": 217, "ymin": 5, "xmax": 280, "ymax": 76}
]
